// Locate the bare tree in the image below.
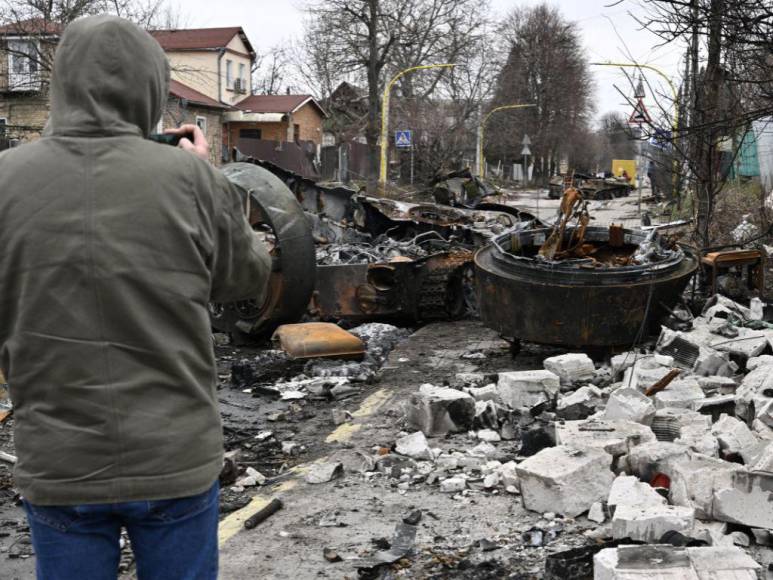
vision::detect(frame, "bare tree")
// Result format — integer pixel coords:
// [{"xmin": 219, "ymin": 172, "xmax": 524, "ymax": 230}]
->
[
  {"xmin": 0, "ymin": 0, "xmax": 180, "ymax": 91},
  {"xmin": 637, "ymin": 0, "xmax": 773, "ymax": 247},
  {"xmin": 253, "ymin": 45, "xmax": 290, "ymax": 95},
  {"xmin": 487, "ymin": 4, "xmax": 595, "ymax": 185},
  {"xmin": 298, "ymin": 0, "xmax": 494, "ymax": 192}
]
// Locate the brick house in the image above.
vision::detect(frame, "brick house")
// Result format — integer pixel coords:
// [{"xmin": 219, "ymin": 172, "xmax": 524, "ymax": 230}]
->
[
  {"xmin": 225, "ymin": 94, "xmax": 327, "ymax": 151},
  {"xmin": 0, "ymin": 22, "xmax": 255, "ymax": 163},
  {"xmin": 0, "ymin": 19, "xmax": 59, "ymax": 141}
]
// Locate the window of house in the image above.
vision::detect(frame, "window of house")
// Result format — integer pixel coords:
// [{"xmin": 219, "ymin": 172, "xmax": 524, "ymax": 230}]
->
[
  {"xmin": 0, "ymin": 118, "xmax": 6, "ymax": 137},
  {"xmin": 195, "ymin": 116, "xmax": 207, "ymax": 134},
  {"xmin": 225, "ymin": 60, "xmax": 233, "ymax": 89},
  {"xmin": 239, "ymin": 128, "xmax": 262, "ymax": 140},
  {"xmin": 238, "ymin": 63, "xmax": 246, "ymax": 93},
  {"xmin": 293, "ymin": 123, "xmax": 301, "ymax": 143},
  {"xmin": 7, "ymin": 39, "xmax": 39, "ymax": 91}
]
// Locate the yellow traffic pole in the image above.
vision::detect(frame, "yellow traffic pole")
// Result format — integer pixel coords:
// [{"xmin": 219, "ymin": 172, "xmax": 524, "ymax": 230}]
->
[
  {"xmin": 591, "ymin": 61, "xmax": 680, "ymax": 200},
  {"xmin": 477, "ymin": 103, "xmax": 536, "ymax": 177},
  {"xmin": 378, "ymin": 63, "xmax": 456, "ymax": 193}
]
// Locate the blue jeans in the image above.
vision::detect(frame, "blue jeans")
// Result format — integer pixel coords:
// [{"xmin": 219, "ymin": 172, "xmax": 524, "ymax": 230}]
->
[{"xmin": 23, "ymin": 481, "xmax": 219, "ymax": 580}]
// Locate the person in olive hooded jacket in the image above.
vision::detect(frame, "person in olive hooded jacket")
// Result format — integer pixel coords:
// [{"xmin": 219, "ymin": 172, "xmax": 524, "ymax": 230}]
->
[{"xmin": 0, "ymin": 15, "xmax": 271, "ymax": 580}]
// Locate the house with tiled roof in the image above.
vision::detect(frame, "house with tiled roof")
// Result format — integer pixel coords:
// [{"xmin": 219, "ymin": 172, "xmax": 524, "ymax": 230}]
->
[
  {"xmin": 0, "ymin": 21, "xmax": 255, "ymax": 163},
  {"xmin": 225, "ymin": 93, "xmax": 327, "ymax": 148},
  {"xmin": 151, "ymin": 26, "xmax": 255, "ymax": 107}
]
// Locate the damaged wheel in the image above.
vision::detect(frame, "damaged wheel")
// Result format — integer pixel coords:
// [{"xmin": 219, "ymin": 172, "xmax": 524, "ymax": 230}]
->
[{"xmin": 210, "ymin": 162, "xmax": 316, "ymax": 343}]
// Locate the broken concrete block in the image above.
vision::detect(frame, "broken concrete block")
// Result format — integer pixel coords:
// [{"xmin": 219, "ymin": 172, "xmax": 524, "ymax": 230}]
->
[
  {"xmin": 476, "ymin": 428, "xmax": 501, "ymax": 442},
  {"xmin": 717, "ymin": 330, "xmax": 768, "ymax": 360},
  {"xmin": 612, "ymin": 504, "xmax": 695, "ymax": 543},
  {"xmin": 594, "ymin": 545, "xmax": 760, "ymax": 580},
  {"xmin": 497, "ymin": 461, "xmax": 519, "ymax": 488},
  {"xmin": 666, "ymin": 454, "xmax": 742, "ymax": 519},
  {"xmin": 675, "ymin": 423, "xmax": 720, "ymax": 457},
  {"xmin": 653, "ymin": 378, "xmax": 705, "ymax": 410},
  {"xmin": 603, "ymin": 388, "xmax": 656, "ymax": 425},
  {"xmin": 515, "ymin": 445, "xmax": 614, "ymax": 518},
  {"xmin": 703, "ymin": 294, "xmax": 753, "ymax": 321},
  {"xmin": 697, "ymin": 375, "xmax": 737, "ymax": 395},
  {"xmin": 607, "ymin": 475, "xmax": 666, "ymax": 510},
  {"xmin": 588, "ymin": 501, "xmax": 606, "ymax": 523},
  {"xmin": 468, "ymin": 441, "xmax": 497, "ymax": 459},
  {"xmin": 594, "ymin": 545, "xmax": 697, "ymax": 580},
  {"xmin": 691, "ymin": 520, "xmax": 729, "ymax": 546},
  {"xmin": 650, "ymin": 407, "xmax": 704, "ymax": 442},
  {"xmin": 405, "ymin": 384, "xmax": 475, "ymax": 437},
  {"xmin": 305, "ymin": 461, "xmax": 344, "ymax": 484},
  {"xmin": 689, "ymin": 545, "xmax": 761, "ymax": 578},
  {"xmin": 711, "ymin": 414, "xmax": 764, "ymax": 464},
  {"xmin": 610, "ymin": 352, "xmax": 639, "ymax": 378},
  {"xmin": 713, "ymin": 470, "xmax": 773, "ymax": 528},
  {"xmin": 467, "ymin": 383, "xmax": 499, "ymax": 403},
  {"xmin": 235, "ymin": 466, "xmax": 266, "ymax": 488},
  {"xmin": 621, "ymin": 364, "xmax": 672, "ymax": 392},
  {"xmin": 496, "ymin": 370, "xmax": 559, "ymax": 409},
  {"xmin": 543, "ymin": 353, "xmax": 595, "ymax": 385},
  {"xmin": 555, "ymin": 419, "xmax": 656, "ymax": 456},
  {"xmin": 439, "ymin": 475, "xmax": 467, "ymax": 493},
  {"xmin": 735, "ymin": 365, "xmax": 773, "ymax": 424},
  {"xmin": 557, "ymin": 385, "xmax": 603, "ymax": 419},
  {"xmin": 747, "ymin": 354, "xmax": 773, "ymax": 371},
  {"xmin": 395, "ymin": 431, "xmax": 433, "ymax": 461},
  {"xmin": 624, "ymin": 441, "xmax": 691, "ymax": 482}
]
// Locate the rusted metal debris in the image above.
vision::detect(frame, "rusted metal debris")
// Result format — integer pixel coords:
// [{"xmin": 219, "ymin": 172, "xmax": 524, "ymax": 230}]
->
[
  {"xmin": 210, "ymin": 163, "xmax": 317, "ymax": 342},
  {"xmin": 312, "ymin": 250, "xmax": 475, "ymax": 323},
  {"xmin": 475, "ymin": 224, "xmax": 699, "ymax": 347},
  {"xmin": 701, "ymin": 249, "xmax": 766, "ymax": 296},
  {"xmin": 272, "ymin": 323, "xmax": 365, "ymax": 360},
  {"xmin": 213, "ymin": 154, "xmax": 539, "ymax": 338},
  {"xmin": 548, "ymin": 172, "xmax": 634, "ymax": 200},
  {"xmin": 644, "ymin": 368, "xmax": 682, "ymax": 396}
]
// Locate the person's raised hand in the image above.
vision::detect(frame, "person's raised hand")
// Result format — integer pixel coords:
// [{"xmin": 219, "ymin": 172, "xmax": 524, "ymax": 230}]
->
[{"xmin": 166, "ymin": 124, "xmax": 210, "ymax": 162}]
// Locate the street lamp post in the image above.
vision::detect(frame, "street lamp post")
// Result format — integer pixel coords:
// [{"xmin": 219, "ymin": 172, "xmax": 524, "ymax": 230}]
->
[
  {"xmin": 477, "ymin": 104, "xmax": 536, "ymax": 177},
  {"xmin": 378, "ymin": 63, "xmax": 456, "ymax": 192},
  {"xmin": 591, "ymin": 61, "xmax": 680, "ymax": 200}
]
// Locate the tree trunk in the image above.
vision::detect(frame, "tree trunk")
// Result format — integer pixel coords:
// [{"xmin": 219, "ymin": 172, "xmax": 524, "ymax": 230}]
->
[{"xmin": 695, "ymin": 0, "xmax": 723, "ymax": 248}]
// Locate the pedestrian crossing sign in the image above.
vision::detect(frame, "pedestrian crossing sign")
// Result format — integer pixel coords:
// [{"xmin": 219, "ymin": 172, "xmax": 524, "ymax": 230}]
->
[{"xmin": 395, "ymin": 130, "xmax": 412, "ymax": 148}]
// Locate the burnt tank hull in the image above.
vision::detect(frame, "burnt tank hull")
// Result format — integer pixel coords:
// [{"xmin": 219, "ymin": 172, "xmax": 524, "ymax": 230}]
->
[{"xmin": 474, "ymin": 227, "xmax": 699, "ymax": 348}]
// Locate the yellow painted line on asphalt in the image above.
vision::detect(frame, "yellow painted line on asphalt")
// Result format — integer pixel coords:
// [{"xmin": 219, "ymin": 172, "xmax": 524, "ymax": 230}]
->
[
  {"xmin": 218, "ymin": 479, "xmax": 298, "ymax": 546},
  {"xmin": 326, "ymin": 388, "xmax": 392, "ymax": 443},
  {"xmin": 351, "ymin": 388, "xmax": 391, "ymax": 418},
  {"xmin": 220, "ymin": 388, "xmax": 393, "ymax": 545},
  {"xmin": 325, "ymin": 422, "xmax": 362, "ymax": 443}
]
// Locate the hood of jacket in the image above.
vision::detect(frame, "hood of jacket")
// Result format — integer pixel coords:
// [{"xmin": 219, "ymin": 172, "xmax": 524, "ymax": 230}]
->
[{"xmin": 47, "ymin": 15, "xmax": 170, "ymax": 138}]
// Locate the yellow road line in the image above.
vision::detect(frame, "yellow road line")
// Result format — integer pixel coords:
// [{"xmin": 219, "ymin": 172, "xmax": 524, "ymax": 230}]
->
[
  {"xmin": 219, "ymin": 388, "xmax": 392, "ymax": 544},
  {"xmin": 218, "ymin": 479, "xmax": 297, "ymax": 546}
]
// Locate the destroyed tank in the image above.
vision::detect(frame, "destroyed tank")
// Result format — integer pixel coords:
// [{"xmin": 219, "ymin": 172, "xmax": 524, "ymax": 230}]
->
[{"xmin": 475, "ymin": 225, "xmax": 699, "ymax": 348}]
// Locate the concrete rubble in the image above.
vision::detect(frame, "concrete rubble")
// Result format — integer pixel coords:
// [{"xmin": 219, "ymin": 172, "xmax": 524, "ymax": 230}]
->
[
  {"xmin": 405, "ymin": 383, "xmax": 475, "ymax": 436},
  {"xmin": 594, "ymin": 545, "xmax": 760, "ymax": 579},
  {"xmin": 515, "ymin": 445, "xmax": 615, "ymax": 517},
  {"xmin": 496, "ymin": 369, "xmax": 560, "ymax": 409},
  {"xmin": 543, "ymin": 353, "xmax": 596, "ymax": 384}
]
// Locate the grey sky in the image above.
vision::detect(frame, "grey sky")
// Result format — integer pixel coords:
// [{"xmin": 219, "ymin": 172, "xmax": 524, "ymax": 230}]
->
[{"xmin": 170, "ymin": 0, "xmax": 684, "ymax": 125}]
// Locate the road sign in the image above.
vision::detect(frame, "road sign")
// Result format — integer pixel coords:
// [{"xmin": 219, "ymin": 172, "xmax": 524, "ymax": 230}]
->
[
  {"xmin": 521, "ymin": 134, "xmax": 531, "ymax": 146},
  {"xmin": 395, "ymin": 130, "xmax": 412, "ymax": 148},
  {"xmin": 628, "ymin": 98, "xmax": 652, "ymax": 125},
  {"xmin": 521, "ymin": 145, "xmax": 531, "ymax": 156}
]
